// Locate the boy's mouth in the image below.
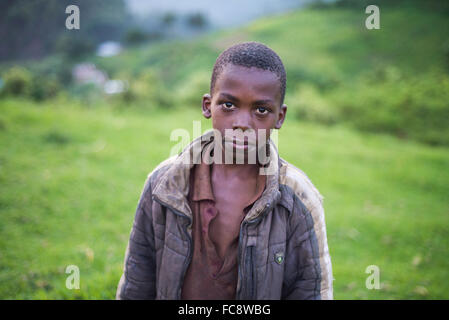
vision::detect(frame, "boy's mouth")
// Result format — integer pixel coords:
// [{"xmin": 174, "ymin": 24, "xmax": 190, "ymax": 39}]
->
[
  {"xmin": 223, "ymin": 136, "xmax": 257, "ymax": 151},
  {"xmin": 232, "ymin": 139, "xmax": 248, "ymax": 150}
]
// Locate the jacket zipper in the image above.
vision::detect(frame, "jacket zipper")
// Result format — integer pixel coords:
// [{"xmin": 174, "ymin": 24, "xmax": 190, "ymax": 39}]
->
[
  {"xmin": 236, "ymin": 221, "xmax": 247, "ymax": 299},
  {"xmin": 246, "ymin": 246, "xmax": 256, "ymax": 299},
  {"xmin": 153, "ymin": 196, "xmax": 192, "ymax": 300},
  {"xmin": 236, "ymin": 203, "xmax": 272, "ymax": 299}
]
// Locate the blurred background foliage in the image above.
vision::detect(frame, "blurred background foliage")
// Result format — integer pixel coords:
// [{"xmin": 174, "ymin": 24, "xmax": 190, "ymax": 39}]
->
[
  {"xmin": 0, "ymin": 0, "xmax": 127, "ymax": 61},
  {"xmin": 1, "ymin": 0, "xmax": 448, "ymax": 145},
  {"xmin": 0, "ymin": 0, "xmax": 448, "ymax": 299}
]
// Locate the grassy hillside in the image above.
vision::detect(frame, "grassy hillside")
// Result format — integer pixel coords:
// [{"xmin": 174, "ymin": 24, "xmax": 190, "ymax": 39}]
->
[
  {"xmin": 86, "ymin": 2, "xmax": 449, "ymax": 146},
  {"xmin": 1, "ymin": 1, "xmax": 448, "ymax": 299},
  {"xmin": 0, "ymin": 98, "xmax": 448, "ymax": 299},
  {"xmin": 94, "ymin": 2, "xmax": 449, "ymax": 86},
  {"xmin": 3, "ymin": 1, "xmax": 448, "ymax": 145}
]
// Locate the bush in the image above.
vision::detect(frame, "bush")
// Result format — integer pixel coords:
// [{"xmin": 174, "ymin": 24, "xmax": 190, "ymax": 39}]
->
[
  {"xmin": 175, "ymin": 70, "xmax": 210, "ymax": 107},
  {"xmin": 30, "ymin": 77, "xmax": 61, "ymax": 101},
  {"xmin": 124, "ymin": 29, "xmax": 149, "ymax": 46},
  {"xmin": 117, "ymin": 69, "xmax": 172, "ymax": 108},
  {"xmin": 288, "ymin": 84, "xmax": 340, "ymax": 125},
  {"xmin": 1, "ymin": 66, "xmax": 33, "ymax": 97},
  {"xmin": 331, "ymin": 68, "xmax": 449, "ymax": 145},
  {"xmin": 68, "ymin": 83, "xmax": 102, "ymax": 105},
  {"xmin": 1, "ymin": 66, "xmax": 61, "ymax": 101},
  {"xmin": 54, "ymin": 34, "xmax": 95, "ymax": 61},
  {"xmin": 286, "ymin": 66, "xmax": 449, "ymax": 146}
]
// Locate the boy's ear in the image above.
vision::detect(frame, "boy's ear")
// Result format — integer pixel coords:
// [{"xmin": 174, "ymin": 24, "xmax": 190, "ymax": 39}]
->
[
  {"xmin": 202, "ymin": 93, "xmax": 212, "ymax": 119},
  {"xmin": 275, "ymin": 104, "xmax": 287, "ymax": 129}
]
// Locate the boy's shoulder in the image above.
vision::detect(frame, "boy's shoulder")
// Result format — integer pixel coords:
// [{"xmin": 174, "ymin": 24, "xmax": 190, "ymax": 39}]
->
[
  {"xmin": 278, "ymin": 157, "xmax": 325, "ymax": 214},
  {"xmin": 145, "ymin": 155, "xmax": 179, "ymax": 187},
  {"xmin": 142, "ymin": 155, "xmax": 325, "ymax": 216}
]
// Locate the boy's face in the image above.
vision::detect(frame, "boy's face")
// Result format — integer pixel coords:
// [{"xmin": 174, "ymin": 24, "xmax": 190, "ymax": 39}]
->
[{"xmin": 202, "ymin": 64, "xmax": 287, "ymax": 160}]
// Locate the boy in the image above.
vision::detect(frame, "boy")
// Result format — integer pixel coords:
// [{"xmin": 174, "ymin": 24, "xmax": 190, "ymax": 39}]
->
[{"xmin": 116, "ymin": 42, "xmax": 333, "ymax": 300}]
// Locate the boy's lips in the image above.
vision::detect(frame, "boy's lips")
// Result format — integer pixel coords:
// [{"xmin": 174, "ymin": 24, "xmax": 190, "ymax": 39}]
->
[
  {"xmin": 233, "ymin": 140, "xmax": 248, "ymax": 150},
  {"xmin": 223, "ymin": 137, "xmax": 257, "ymax": 149}
]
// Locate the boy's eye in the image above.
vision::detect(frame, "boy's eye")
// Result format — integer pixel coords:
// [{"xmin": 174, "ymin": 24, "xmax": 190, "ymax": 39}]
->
[
  {"xmin": 256, "ymin": 106, "xmax": 270, "ymax": 115},
  {"xmin": 222, "ymin": 102, "xmax": 235, "ymax": 109}
]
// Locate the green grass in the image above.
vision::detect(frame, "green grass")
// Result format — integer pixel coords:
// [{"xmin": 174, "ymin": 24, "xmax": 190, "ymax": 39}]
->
[
  {"xmin": 0, "ymin": 98, "xmax": 448, "ymax": 299},
  {"xmin": 1, "ymin": 0, "xmax": 448, "ymax": 300}
]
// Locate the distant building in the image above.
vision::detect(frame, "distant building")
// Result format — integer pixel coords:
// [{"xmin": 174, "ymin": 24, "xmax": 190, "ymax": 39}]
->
[
  {"xmin": 72, "ymin": 63, "xmax": 108, "ymax": 86},
  {"xmin": 104, "ymin": 80, "xmax": 128, "ymax": 95},
  {"xmin": 96, "ymin": 41, "xmax": 122, "ymax": 58}
]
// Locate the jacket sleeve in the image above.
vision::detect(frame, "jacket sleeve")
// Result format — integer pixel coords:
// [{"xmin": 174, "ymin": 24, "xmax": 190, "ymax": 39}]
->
[
  {"xmin": 283, "ymin": 195, "xmax": 333, "ymax": 300},
  {"xmin": 116, "ymin": 175, "xmax": 157, "ymax": 300}
]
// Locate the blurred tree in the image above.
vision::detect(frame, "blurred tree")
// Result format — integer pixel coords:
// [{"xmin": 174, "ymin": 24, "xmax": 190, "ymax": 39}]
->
[
  {"xmin": 162, "ymin": 12, "xmax": 177, "ymax": 27},
  {"xmin": 54, "ymin": 34, "xmax": 95, "ymax": 61},
  {"xmin": 0, "ymin": 0, "xmax": 128, "ymax": 61},
  {"xmin": 186, "ymin": 12, "xmax": 208, "ymax": 29},
  {"xmin": 124, "ymin": 28, "xmax": 149, "ymax": 46}
]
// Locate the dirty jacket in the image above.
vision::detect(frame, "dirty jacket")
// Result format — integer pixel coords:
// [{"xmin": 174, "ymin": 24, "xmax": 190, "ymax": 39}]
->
[{"xmin": 116, "ymin": 131, "xmax": 333, "ymax": 300}]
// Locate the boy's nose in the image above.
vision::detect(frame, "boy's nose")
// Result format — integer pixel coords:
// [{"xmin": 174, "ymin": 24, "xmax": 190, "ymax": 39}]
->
[{"xmin": 232, "ymin": 111, "xmax": 252, "ymax": 131}]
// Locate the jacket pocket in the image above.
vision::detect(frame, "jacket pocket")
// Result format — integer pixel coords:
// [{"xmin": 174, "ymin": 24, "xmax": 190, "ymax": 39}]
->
[{"xmin": 245, "ymin": 246, "xmax": 256, "ymax": 299}]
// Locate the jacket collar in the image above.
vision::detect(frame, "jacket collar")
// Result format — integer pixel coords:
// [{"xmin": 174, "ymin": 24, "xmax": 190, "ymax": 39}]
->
[{"xmin": 152, "ymin": 130, "xmax": 282, "ymax": 221}]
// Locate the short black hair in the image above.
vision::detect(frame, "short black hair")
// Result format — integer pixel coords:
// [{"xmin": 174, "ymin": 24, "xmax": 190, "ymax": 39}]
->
[{"xmin": 210, "ymin": 41, "xmax": 287, "ymax": 106}]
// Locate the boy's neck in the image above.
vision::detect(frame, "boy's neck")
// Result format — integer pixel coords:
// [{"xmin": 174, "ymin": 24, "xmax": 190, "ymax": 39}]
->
[{"xmin": 211, "ymin": 163, "xmax": 260, "ymax": 180}]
